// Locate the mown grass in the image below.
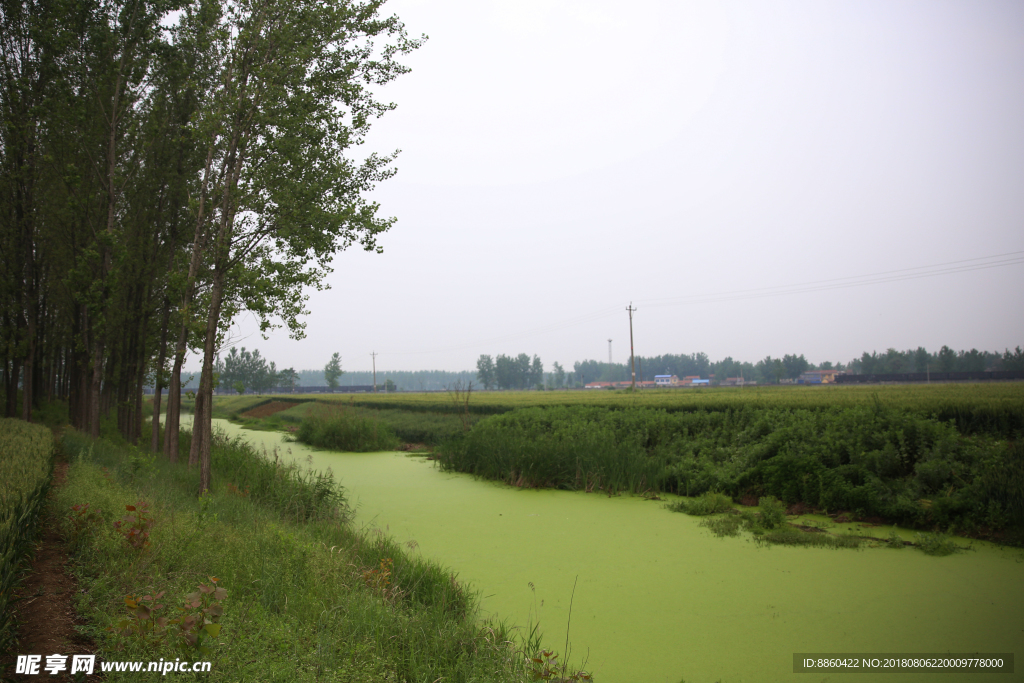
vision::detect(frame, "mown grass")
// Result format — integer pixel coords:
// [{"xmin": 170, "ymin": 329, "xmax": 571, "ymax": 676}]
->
[
  {"xmin": 0, "ymin": 418, "xmax": 54, "ymax": 655},
  {"xmin": 56, "ymin": 429, "xmax": 541, "ymax": 682},
  {"xmin": 437, "ymin": 403, "xmax": 1024, "ymax": 536}
]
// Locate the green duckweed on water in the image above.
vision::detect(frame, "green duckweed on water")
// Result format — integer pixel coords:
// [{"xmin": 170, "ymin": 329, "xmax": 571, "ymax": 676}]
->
[{"xmin": 199, "ymin": 417, "xmax": 1024, "ymax": 683}]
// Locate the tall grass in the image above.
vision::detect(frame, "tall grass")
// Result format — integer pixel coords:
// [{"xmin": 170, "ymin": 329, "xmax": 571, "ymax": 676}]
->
[
  {"xmin": 56, "ymin": 430, "xmax": 537, "ymax": 681},
  {"xmin": 438, "ymin": 403, "xmax": 1024, "ymax": 534},
  {"xmin": 0, "ymin": 418, "xmax": 54, "ymax": 655},
  {"xmin": 294, "ymin": 404, "xmax": 400, "ymax": 452}
]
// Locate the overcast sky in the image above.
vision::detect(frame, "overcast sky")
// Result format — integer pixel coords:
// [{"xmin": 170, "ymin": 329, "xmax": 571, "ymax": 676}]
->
[{"xmin": 206, "ymin": 0, "xmax": 1024, "ymax": 374}]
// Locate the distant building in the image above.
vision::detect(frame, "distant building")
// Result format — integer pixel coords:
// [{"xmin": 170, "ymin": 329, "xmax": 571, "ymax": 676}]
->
[
  {"xmin": 654, "ymin": 375, "xmax": 679, "ymax": 387},
  {"xmin": 797, "ymin": 370, "xmax": 842, "ymax": 385},
  {"xmin": 584, "ymin": 381, "xmax": 613, "ymax": 389}
]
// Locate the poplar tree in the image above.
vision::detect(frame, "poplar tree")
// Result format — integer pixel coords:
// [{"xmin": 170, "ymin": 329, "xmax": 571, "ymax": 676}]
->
[{"xmin": 187, "ymin": 0, "xmax": 423, "ymax": 491}]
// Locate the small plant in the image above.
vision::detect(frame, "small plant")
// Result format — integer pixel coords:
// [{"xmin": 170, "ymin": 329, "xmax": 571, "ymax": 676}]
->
[
  {"xmin": 172, "ymin": 577, "xmax": 227, "ymax": 655},
  {"xmin": 68, "ymin": 503, "xmax": 103, "ymax": 540},
  {"xmin": 225, "ymin": 482, "xmax": 249, "ymax": 497},
  {"xmin": 885, "ymin": 526, "xmax": 905, "ymax": 548},
  {"xmin": 526, "ymin": 649, "xmax": 593, "ymax": 682},
  {"xmin": 112, "ymin": 592, "xmax": 167, "ymax": 646},
  {"xmin": 758, "ymin": 496, "xmax": 787, "ymax": 530},
  {"xmin": 362, "ymin": 557, "xmax": 394, "ymax": 599},
  {"xmin": 113, "ymin": 501, "xmax": 153, "ymax": 550}
]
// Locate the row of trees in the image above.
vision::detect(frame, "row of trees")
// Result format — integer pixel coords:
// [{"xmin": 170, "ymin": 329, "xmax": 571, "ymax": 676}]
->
[
  {"xmin": 471, "ymin": 346, "xmax": 1022, "ymax": 389},
  {"xmin": 475, "ymin": 354, "xmax": 545, "ymax": 390},
  {"xmin": 848, "ymin": 346, "xmax": 1022, "ymax": 374},
  {"xmin": 215, "ymin": 347, "xmax": 297, "ymax": 395},
  {"xmin": 0, "ymin": 0, "xmax": 422, "ymax": 492}
]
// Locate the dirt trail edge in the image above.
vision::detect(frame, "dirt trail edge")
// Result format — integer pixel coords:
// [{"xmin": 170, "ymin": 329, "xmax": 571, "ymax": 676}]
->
[{"xmin": 3, "ymin": 461, "xmax": 99, "ymax": 682}]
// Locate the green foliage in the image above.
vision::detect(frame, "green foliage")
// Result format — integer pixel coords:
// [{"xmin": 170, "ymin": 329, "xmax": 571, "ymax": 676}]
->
[
  {"xmin": 0, "ymin": 418, "xmax": 53, "ymax": 655},
  {"xmin": 756, "ymin": 527, "xmax": 862, "ymax": 549},
  {"xmin": 667, "ymin": 491, "xmax": 734, "ymax": 515},
  {"xmin": 758, "ymin": 496, "xmax": 787, "ymax": 530},
  {"xmin": 324, "ymin": 352, "xmax": 344, "ymax": 389},
  {"xmin": 914, "ymin": 531, "xmax": 963, "ymax": 556},
  {"xmin": 295, "ymin": 404, "xmax": 400, "ymax": 453},
  {"xmin": 113, "ymin": 501, "xmax": 154, "ymax": 551},
  {"xmin": 434, "ymin": 398, "xmax": 1023, "ymax": 534}
]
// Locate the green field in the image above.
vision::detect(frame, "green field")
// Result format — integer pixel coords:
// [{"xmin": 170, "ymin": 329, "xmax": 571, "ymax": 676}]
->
[{"xmin": 206, "ymin": 382, "xmax": 1024, "ymax": 436}]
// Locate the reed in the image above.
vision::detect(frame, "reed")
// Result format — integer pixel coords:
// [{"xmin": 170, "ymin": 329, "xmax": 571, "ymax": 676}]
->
[{"xmin": 294, "ymin": 404, "xmax": 400, "ymax": 452}]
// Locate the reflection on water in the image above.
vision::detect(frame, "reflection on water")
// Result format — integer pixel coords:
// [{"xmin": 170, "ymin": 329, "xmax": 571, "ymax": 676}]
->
[{"xmin": 200, "ymin": 417, "xmax": 1024, "ymax": 683}]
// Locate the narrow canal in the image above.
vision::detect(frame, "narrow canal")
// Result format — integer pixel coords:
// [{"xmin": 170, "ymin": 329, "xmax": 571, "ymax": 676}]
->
[{"xmin": 202, "ymin": 418, "xmax": 1024, "ymax": 682}]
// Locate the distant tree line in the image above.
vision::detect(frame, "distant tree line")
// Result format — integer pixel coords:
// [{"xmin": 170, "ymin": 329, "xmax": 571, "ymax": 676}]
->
[
  {"xmin": 848, "ymin": 346, "xmax": 1023, "ymax": 374},
  {"xmin": 172, "ymin": 344, "xmax": 1024, "ymax": 394},
  {"xmin": 213, "ymin": 347, "xmax": 296, "ymax": 395}
]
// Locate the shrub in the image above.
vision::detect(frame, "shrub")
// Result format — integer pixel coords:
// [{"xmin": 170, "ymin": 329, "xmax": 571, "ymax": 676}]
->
[
  {"xmin": 667, "ymin": 491, "xmax": 733, "ymax": 516},
  {"xmin": 758, "ymin": 496, "xmax": 787, "ymax": 529},
  {"xmin": 295, "ymin": 405, "xmax": 400, "ymax": 452}
]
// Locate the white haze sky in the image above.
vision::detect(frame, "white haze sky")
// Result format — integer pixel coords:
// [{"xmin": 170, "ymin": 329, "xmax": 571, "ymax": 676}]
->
[{"xmin": 204, "ymin": 0, "xmax": 1024, "ymax": 374}]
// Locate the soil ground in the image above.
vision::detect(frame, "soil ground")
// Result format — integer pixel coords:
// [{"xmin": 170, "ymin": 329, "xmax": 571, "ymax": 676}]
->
[
  {"xmin": 239, "ymin": 400, "xmax": 306, "ymax": 419},
  {"xmin": 2, "ymin": 462, "xmax": 98, "ymax": 682}
]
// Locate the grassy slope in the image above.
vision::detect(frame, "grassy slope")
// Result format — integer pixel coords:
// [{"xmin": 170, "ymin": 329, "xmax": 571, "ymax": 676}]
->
[{"xmin": 55, "ymin": 430, "xmax": 537, "ymax": 682}]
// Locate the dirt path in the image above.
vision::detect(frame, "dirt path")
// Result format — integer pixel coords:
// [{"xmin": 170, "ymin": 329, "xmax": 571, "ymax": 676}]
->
[{"xmin": 2, "ymin": 462, "xmax": 99, "ymax": 682}]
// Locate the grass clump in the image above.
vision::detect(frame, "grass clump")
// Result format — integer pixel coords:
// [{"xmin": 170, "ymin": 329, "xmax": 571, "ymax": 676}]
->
[
  {"xmin": 294, "ymin": 404, "xmax": 400, "ymax": 452},
  {"xmin": 914, "ymin": 531, "xmax": 964, "ymax": 556},
  {"xmin": 56, "ymin": 429, "xmax": 535, "ymax": 682},
  {"xmin": 668, "ymin": 490, "xmax": 734, "ymax": 515}
]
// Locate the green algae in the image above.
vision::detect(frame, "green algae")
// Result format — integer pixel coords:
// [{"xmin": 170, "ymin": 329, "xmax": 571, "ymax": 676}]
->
[{"xmin": 203, "ymin": 418, "xmax": 1024, "ymax": 683}]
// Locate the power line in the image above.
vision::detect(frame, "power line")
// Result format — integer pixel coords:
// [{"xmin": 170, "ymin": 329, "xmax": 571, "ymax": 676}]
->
[{"xmin": 379, "ymin": 250, "xmax": 1024, "ymax": 357}]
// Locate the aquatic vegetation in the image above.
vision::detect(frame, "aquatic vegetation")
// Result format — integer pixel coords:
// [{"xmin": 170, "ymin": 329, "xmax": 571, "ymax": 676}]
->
[
  {"xmin": 756, "ymin": 526, "xmax": 862, "ymax": 549},
  {"xmin": 295, "ymin": 404, "xmax": 400, "ymax": 452},
  {"xmin": 435, "ymin": 401, "xmax": 1024, "ymax": 534},
  {"xmin": 668, "ymin": 490, "xmax": 734, "ymax": 515},
  {"xmin": 699, "ymin": 514, "xmax": 742, "ymax": 537},
  {"xmin": 915, "ymin": 531, "xmax": 964, "ymax": 556}
]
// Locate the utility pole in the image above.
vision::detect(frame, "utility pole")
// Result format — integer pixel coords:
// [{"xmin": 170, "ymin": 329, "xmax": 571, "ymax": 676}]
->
[
  {"xmin": 608, "ymin": 339, "xmax": 612, "ymax": 365},
  {"xmin": 370, "ymin": 351, "xmax": 378, "ymax": 393},
  {"xmin": 627, "ymin": 303, "xmax": 637, "ymax": 390}
]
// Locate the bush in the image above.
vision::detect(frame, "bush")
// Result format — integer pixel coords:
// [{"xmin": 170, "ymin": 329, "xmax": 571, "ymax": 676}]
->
[
  {"xmin": 295, "ymin": 405, "xmax": 400, "ymax": 452},
  {"xmin": 667, "ymin": 491, "xmax": 733, "ymax": 516},
  {"xmin": 758, "ymin": 496, "xmax": 787, "ymax": 529}
]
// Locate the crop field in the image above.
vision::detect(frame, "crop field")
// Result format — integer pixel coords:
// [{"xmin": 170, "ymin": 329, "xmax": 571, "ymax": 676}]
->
[
  {"xmin": 214, "ymin": 382, "xmax": 1024, "ymax": 435},
  {"xmin": 0, "ymin": 418, "xmax": 54, "ymax": 653}
]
